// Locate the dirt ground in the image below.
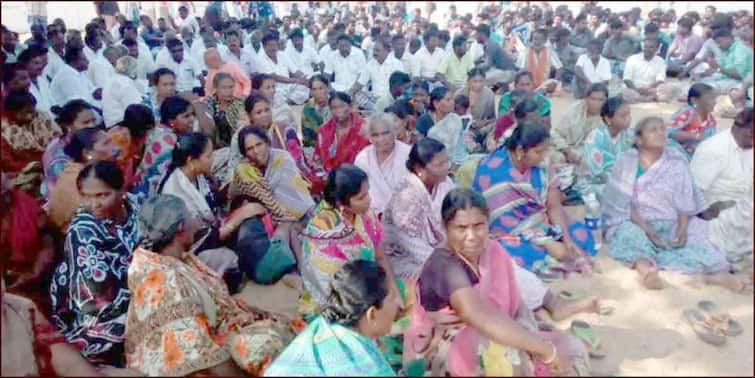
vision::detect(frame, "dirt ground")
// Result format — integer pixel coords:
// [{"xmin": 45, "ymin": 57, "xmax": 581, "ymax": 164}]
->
[{"xmin": 239, "ymin": 91, "xmax": 753, "ymax": 377}]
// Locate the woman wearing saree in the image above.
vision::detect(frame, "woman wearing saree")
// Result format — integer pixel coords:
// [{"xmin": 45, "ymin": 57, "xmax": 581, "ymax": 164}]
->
[
  {"xmin": 404, "ymin": 188, "xmax": 589, "ymax": 376},
  {"xmin": 456, "ymin": 68, "xmax": 497, "ymax": 143},
  {"xmin": 205, "ymin": 72, "xmax": 250, "ymax": 149},
  {"xmin": 473, "ymin": 122, "xmax": 596, "ymax": 279},
  {"xmin": 582, "ymin": 96, "xmax": 635, "ymax": 199},
  {"xmin": 300, "ymin": 164, "xmax": 399, "ymax": 314},
  {"xmin": 134, "ymin": 96, "xmax": 196, "ymax": 198},
  {"xmin": 50, "ymin": 161, "xmax": 140, "ymax": 367},
  {"xmin": 227, "ymin": 94, "xmax": 323, "ymax": 193},
  {"xmin": 314, "ymin": 92, "xmax": 370, "ymax": 172},
  {"xmin": 107, "ymin": 104, "xmax": 155, "ymax": 190},
  {"xmin": 602, "ymin": 116, "xmax": 748, "ymax": 292},
  {"xmin": 229, "ymin": 126, "xmax": 316, "ymax": 283},
  {"xmin": 43, "ymin": 100, "xmax": 98, "ymax": 198},
  {"xmin": 265, "ymin": 260, "xmax": 399, "ymax": 376},
  {"xmin": 551, "ymin": 84, "xmax": 608, "ymax": 167},
  {"xmin": 498, "ymin": 72, "xmax": 551, "ymax": 121},
  {"xmin": 301, "ymin": 74, "xmax": 332, "ymax": 148},
  {"xmin": 423, "ymin": 86, "xmax": 471, "ymax": 169},
  {"xmin": 141, "ymin": 67, "xmax": 176, "ymax": 122},
  {"xmin": 382, "ymin": 138, "xmax": 455, "ymax": 280},
  {"xmin": 667, "ymin": 83, "xmax": 717, "ymax": 159},
  {"xmin": 125, "ymin": 194, "xmax": 297, "ymax": 376},
  {"xmin": 48, "ymin": 127, "xmax": 120, "ymax": 232},
  {"xmin": 1, "ymin": 90, "xmax": 62, "ymax": 195}
]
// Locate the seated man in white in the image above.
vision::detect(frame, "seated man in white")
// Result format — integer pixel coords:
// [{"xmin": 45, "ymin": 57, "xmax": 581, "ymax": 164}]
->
[
  {"xmin": 284, "ymin": 28, "xmax": 319, "ymax": 84},
  {"xmin": 17, "ymin": 45, "xmax": 53, "ymax": 113},
  {"xmin": 50, "ymin": 46, "xmax": 101, "ymax": 108},
  {"xmin": 354, "ymin": 113, "xmax": 412, "ymax": 216},
  {"xmin": 325, "ymin": 34, "xmax": 371, "ymax": 109},
  {"xmin": 620, "ymin": 37, "xmax": 668, "ymax": 103},
  {"xmin": 222, "ymin": 29, "xmax": 255, "ymax": 76},
  {"xmin": 356, "ymin": 38, "xmax": 405, "ymax": 102},
  {"xmin": 89, "ymin": 45, "xmax": 127, "ymax": 93},
  {"xmin": 103, "ymin": 56, "xmax": 145, "ymax": 127},
  {"xmin": 690, "ymin": 107, "xmax": 754, "ymax": 272},
  {"xmin": 254, "ymin": 31, "xmax": 310, "ymax": 105},
  {"xmin": 156, "ymin": 38, "xmax": 204, "ymax": 95}
]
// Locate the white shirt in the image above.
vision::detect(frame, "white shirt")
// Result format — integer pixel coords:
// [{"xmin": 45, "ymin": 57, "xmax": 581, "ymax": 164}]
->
[
  {"xmin": 284, "ymin": 45, "xmax": 319, "ymax": 77},
  {"xmin": 29, "ymin": 76, "xmax": 53, "ymax": 113},
  {"xmin": 325, "ymin": 48, "xmax": 367, "ymax": 92},
  {"xmin": 43, "ymin": 50, "xmax": 65, "ymax": 83},
  {"xmin": 394, "ymin": 51, "xmax": 419, "ymax": 77},
  {"xmin": 88, "ymin": 57, "xmax": 116, "ymax": 90},
  {"xmin": 575, "ymin": 54, "xmax": 611, "ymax": 83},
  {"xmin": 354, "ymin": 141, "xmax": 412, "ymax": 214},
  {"xmin": 83, "ymin": 45, "xmax": 104, "ymax": 64},
  {"xmin": 690, "ymin": 129, "xmax": 754, "ymax": 206},
  {"xmin": 190, "ymin": 39, "xmax": 229, "ymax": 71},
  {"xmin": 413, "ymin": 46, "xmax": 447, "ymax": 79},
  {"xmin": 50, "ymin": 64, "xmax": 98, "ymax": 107},
  {"xmin": 103, "ymin": 74, "xmax": 145, "ymax": 127},
  {"xmin": 317, "ymin": 44, "xmax": 338, "ymax": 65},
  {"xmin": 362, "ymin": 55, "xmax": 406, "ymax": 99},
  {"xmin": 623, "ymin": 53, "xmax": 666, "ymax": 88},
  {"xmin": 176, "ymin": 15, "xmax": 200, "ymax": 36},
  {"xmin": 222, "ymin": 48, "xmax": 256, "ymax": 76},
  {"xmin": 156, "ymin": 55, "xmax": 202, "ymax": 92}
]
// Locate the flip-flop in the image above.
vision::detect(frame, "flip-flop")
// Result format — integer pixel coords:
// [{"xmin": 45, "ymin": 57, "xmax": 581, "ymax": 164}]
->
[
  {"xmin": 683, "ymin": 308, "xmax": 727, "ymax": 346},
  {"xmin": 597, "ymin": 305, "xmax": 615, "ymax": 316},
  {"xmin": 698, "ymin": 300, "xmax": 743, "ymax": 337},
  {"xmin": 570, "ymin": 320, "xmax": 606, "ymax": 359}
]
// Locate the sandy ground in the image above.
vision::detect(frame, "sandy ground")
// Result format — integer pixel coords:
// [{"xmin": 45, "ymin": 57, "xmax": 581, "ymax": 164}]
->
[{"xmin": 239, "ymin": 91, "xmax": 753, "ymax": 376}]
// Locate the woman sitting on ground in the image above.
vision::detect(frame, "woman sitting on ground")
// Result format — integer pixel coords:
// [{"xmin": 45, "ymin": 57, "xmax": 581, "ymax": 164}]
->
[
  {"xmin": 50, "ymin": 161, "xmax": 140, "ymax": 367},
  {"xmin": 265, "ymin": 260, "xmax": 399, "ymax": 376},
  {"xmin": 301, "ymin": 74, "xmax": 332, "ymax": 148},
  {"xmin": 422, "ymin": 86, "xmax": 473, "ymax": 170},
  {"xmin": 228, "ymin": 94, "xmax": 323, "ymax": 193},
  {"xmin": 134, "ymin": 95, "xmax": 196, "ymax": 197},
  {"xmin": 125, "ymin": 194, "xmax": 297, "ymax": 376},
  {"xmin": 667, "ymin": 82, "xmax": 717, "ymax": 159},
  {"xmin": 300, "ymin": 164, "xmax": 399, "ymax": 315},
  {"xmin": 456, "ymin": 68, "xmax": 497, "ymax": 139},
  {"xmin": 602, "ymin": 116, "xmax": 750, "ymax": 292},
  {"xmin": 229, "ymin": 126, "xmax": 315, "ymax": 284},
  {"xmin": 313, "ymin": 92, "xmax": 370, "ymax": 172},
  {"xmin": 48, "ymin": 127, "xmax": 119, "ymax": 231},
  {"xmin": 473, "ymin": 123, "xmax": 596, "ymax": 279},
  {"xmin": 1, "ymin": 90, "xmax": 61, "ymax": 194},
  {"xmin": 487, "ymin": 96, "xmax": 545, "ymax": 152},
  {"xmin": 206, "ymin": 72, "xmax": 250, "ymax": 150},
  {"xmin": 107, "ymin": 104, "xmax": 155, "ymax": 189},
  {"xmin": 403, "ymin": 188, "xmax": 590, "ymax": 376},
  {"xmin": 158, "ymin": 132, "xmax": 265, "ymax": 289},
  {"xmin": 141, "ymin": 67, "xmax": 176, "ymax": 122},
  {"xmin": 43, "ymin": 100, "xmax": 98, "ymax": 198},
  {"xmin": 582, "ymin": 96, "xmax": 635, "ymax": 198},
  {"xmin": 497, "ymin": 71, "xmax": 552, "ymax": 123},
  {"xmin": 382, "ymin": 138, "xmax": 455, "ymax": 279}
]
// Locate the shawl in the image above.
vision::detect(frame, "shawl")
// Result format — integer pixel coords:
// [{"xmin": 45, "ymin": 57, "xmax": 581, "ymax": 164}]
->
[
  {"xmin": 264, "ymin": 316, "xmax": 395, "ymax": 376},
  {"xmin": 353, "ymin": 141, "xmax": 412, "ymax": 215},
  {"xmin": 314, "ymin": 112, "xmax": 370, "ymax": 171},
  {"xmin": 160, "ymin": 168, "xmax": 216, "ymax": 226},
  {"xmin": 552, "ymin": 100, "xmax": 603, "ymax": 160},
  {"xmin": 230, "ymin": 149, "xmax": 315, "ymax": 222}
]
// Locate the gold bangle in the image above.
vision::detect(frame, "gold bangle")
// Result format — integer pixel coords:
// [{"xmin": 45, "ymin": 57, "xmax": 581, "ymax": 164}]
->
[{"xmin": 542, "ymin": 342, "xmax": 557, "ymax": 365}]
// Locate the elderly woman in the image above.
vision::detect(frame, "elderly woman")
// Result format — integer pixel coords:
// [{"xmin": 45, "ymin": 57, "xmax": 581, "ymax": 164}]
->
[
  {"xmin": 124, "ymin": 194, "xmax": 297, "ymax": 376},
  {"xmin": 50, "ymin": 161, "xmax": 140, "ymax": 367},
  {"xmin": 354, "ymin": 113, "xmax": 412, "ymax": 216},
  {"xmin": 667, "ymin": 83, "xmax": 717, "ymax": 159},
  {"xmin": 1, "ymin": 91, "xmax": 62, "ymax": 194},
  {"xmin": 206, "ymin": 72, "xmax": 250, "ymax": 149},
  {"xmin": 102, "ymin": 56, "xmax": 145, "ymax": 128},
  {"xmin": 301, "ymin": 74, "xmax": 333, "ymax": 148},
  {"xmin": 300, "ymin": 164, "xmax": 398, "ymax": 315},
  {"xmin": 229, "ymin": 126, "xmax": 315, "ymax": 283},
  {"xmin": 204, "ymin": 47, "xmax": 251, "ymax": 98},
  {"xmin": 43, "ymin": 100, "xmax": 98, "ymax": 198},
  {"xmin": 314, "ymin": 92, "xmax": 370, "ymax": 172},
  {"xmin": 473, "ymin": 123, "xmax": 596, "ymax": 279},
  {"xmin": 603, "ymin": 116, "xmax": 749, "ymax": 292},
  {"xmin": 404, "ymin": 188, "xmax": 590, "ymax": 376},
  {"xmin": 265, "ymin": 260, "xmax": 399, "ymax": 376},
  {"xmin": 382, "ymin": 138, "xmax": 455, "ymax": 280}
]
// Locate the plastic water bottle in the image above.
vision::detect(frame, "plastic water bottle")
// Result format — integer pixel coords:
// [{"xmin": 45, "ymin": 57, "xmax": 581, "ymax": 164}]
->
[{"xmin": 583, "ymin": 192, "xmax": 603, "ymax": 250}]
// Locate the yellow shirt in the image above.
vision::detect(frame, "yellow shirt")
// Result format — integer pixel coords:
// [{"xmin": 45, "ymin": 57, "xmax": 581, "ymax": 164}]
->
[{"xmin": 439, "ymin": 51, "xmax": 475, "ymax": 88}]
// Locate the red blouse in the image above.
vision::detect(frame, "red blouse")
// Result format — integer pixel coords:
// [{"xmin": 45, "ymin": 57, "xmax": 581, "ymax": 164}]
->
[{"xmin": 314, "ymin": 112, "xmax": 370, "ymax": 171}]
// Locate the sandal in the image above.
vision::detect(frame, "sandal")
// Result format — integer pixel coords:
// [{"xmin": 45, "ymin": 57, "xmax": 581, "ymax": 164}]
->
[
  {"xmin": 698, "ymin": 300, "xmax": 743, "ymax": 337},
  {"xmin": 683, "ymin": 308, "xmax": 727, "ymax": 346},
  {"xmin": 570, "ymin": 320, "xmax": 606, "ymax": 359}
]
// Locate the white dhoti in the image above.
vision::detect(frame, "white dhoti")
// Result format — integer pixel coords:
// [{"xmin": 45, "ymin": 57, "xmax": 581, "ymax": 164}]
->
[{"xmin": 708, "ymin": 199, "xmax": 754, "ymax": 272}]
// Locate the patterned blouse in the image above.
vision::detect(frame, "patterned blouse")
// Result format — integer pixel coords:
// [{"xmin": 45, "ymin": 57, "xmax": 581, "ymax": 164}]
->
[{"xmin": 49, "ymin": 195, "xmax": 140, "ymax": 367}]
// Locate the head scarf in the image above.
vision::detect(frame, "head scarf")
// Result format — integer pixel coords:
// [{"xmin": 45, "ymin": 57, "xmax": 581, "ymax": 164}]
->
[{"xmin": 137, "ymin": 194, "xmax": 189, "ymax": 250}]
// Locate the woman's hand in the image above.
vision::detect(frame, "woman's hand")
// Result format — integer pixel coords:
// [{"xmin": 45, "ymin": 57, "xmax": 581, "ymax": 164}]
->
[
  {"xmin": 670, "ymin": 231, "xmax": 687, "ymax": 249},
  {"xmin": 646, "ymin": 229, "xmax": 669, "ymax": 249}
]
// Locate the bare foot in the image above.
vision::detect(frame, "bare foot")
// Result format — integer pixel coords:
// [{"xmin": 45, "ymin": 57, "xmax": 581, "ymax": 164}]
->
[
  {"xmin": 704, "ymin": 273, "xmax": 750, "ymax": 293},
  {"xmin": 548, "ymin": 295, "xmax": 600, "ymax": 321},
  {"xmin": 641, "ymin": 270, "xmax": 665, "ymax": 290}
]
